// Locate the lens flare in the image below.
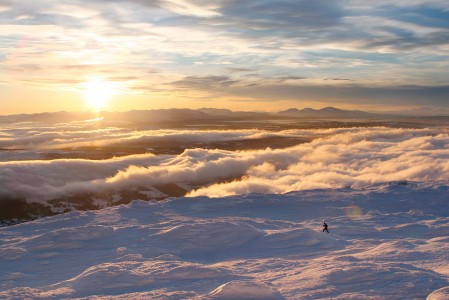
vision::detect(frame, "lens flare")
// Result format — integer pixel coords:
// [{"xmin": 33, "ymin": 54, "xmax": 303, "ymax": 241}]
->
[{"xmin": 345, "ymin": 205, "xmax": 363, "ymax": 220}]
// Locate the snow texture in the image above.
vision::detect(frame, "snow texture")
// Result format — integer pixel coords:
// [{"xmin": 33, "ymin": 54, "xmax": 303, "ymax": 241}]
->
[
  {"xmin": 427, "ymin": 287, "xmax": 449, "ymax": 300},
  {"xmin": 1, "ymin": 181, "xmax": 449, "ymax": 299},
  {"xmin": 210, "ymin": 280, "xmax": 283, "ymax": 299}
]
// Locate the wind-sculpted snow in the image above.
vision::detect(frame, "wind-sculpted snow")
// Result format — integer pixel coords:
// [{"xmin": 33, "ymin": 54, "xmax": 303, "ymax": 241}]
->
[
  {"xmin": 210, "ymin": 280, "xmax": 284, "ymax": 299},
  {"xmin": 1, "ymin": 127, "xmax": 448, "ymax": 214},
  {"xmin": 54, "ymin": 260, "xmax": 232, "ymax": 296},
  {"xmin": 428, "ymin": 287, "xmax": 449, "ymax": 300},
  {"xmin": 1, "ymin": 183, "xmax": 449, "ymax": 299},
  {"xmin": 154, "ymin": 221, "xmax": 264, "ymax": 256}
]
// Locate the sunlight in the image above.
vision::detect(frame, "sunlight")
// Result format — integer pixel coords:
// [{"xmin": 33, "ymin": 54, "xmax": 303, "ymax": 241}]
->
[{"xmin": 81, "ymin": 78, "xmax": 117, "ymax": 111}]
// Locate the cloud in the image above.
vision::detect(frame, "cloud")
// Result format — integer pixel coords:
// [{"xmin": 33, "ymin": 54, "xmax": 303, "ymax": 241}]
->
[
  {"xmin": 0, "ymin": 127, "xmax": 448, "ymax": 205},
  {"xmin": 169, "ymin": 76, "xmax": 449, "ymax": 107},
  {"xmin": 172, "ymin": 76, "xmax": 240, "ymax": 89},
  {"xmin": 110, "ymin": 0, "xmax": 221, "ymax": 17},
  {"xmin": 188, "ymin": 128, "xmax": 449, "ymax": 197},
  {"xmin": 0, "ymin": 119, "xmax": 317, "ymax": 150},
  {"xmin": 217, "ymin": 0, "xmax": 344, "ymax": 29},
  {"xmin": 235, "ymin": 84, "xmax": 449, "ymax": 107},
  {"xmin": 227, "ymin": 67, "xmax": 253, "ymax": 73},
  {"xmin": 324, "ymin": 78, "xmax": 351, "ymax": 81},
  {"xmin": 1, "ymin": 0, "xmax": 449, "ymax": 111},
  {"xmin": 345, "ymin": 0, "xmax": 449, "ymax": 10},
  {"xmin": 160, "ymin": 0, "xmax": 221, "ymax": 17}
]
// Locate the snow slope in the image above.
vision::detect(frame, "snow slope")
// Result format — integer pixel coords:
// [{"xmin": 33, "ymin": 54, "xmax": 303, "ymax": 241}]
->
[{"xmin": 1, "ymin": 181, "xmax": 449, "ymax": 299}]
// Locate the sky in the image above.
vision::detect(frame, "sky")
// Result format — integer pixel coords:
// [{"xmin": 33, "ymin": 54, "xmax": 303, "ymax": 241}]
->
[{"xmin": 1, "ymin": 0, "xmax": 449, "ymax": 114}]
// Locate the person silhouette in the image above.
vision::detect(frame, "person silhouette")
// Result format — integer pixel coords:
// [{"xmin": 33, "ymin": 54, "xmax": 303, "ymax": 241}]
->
[{"xmin": 323, "ymin": 222, "xmax": 329, "ymax": 233}]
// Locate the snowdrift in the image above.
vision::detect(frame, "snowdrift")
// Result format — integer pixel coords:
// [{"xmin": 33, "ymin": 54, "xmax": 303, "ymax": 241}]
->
[{"xmin": 1, "ymin": 181, "xmax": 449, "ymax": 299}]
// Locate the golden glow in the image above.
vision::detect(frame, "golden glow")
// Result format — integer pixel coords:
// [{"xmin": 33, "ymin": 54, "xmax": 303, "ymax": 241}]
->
[
  {"xmin": 345, "ymin": 205, "xmax": 363, "ymax": 220},
  {"xmin": 81, "ymin": 78, "xmax": 117, "ymax": 111}
]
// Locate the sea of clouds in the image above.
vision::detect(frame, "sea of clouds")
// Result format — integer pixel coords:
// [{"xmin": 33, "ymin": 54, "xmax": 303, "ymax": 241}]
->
[
  {"xmin": 1, "ymin": 123, "xmax": 448, "ymax": 203},
  {"xmin": 0, "ymin": 120, "xmax": 315, "ymax": 151}
]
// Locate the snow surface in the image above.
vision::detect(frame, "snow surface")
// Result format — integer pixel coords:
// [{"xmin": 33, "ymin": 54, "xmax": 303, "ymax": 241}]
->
[{"xmin": 1, "ymin": 181, "xmax": 449, "ymax": 299}]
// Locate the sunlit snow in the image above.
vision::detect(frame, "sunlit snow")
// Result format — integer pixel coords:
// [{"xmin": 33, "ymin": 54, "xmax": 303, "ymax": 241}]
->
[{"xmin": 1, "ymin": 181, "xmax": 449, "ymax": 299}]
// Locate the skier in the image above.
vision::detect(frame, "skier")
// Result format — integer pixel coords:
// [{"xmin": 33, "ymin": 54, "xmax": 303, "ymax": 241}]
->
[{"xmin": 322, "ymin": 222, "xmax": 329, "ymax": 233}]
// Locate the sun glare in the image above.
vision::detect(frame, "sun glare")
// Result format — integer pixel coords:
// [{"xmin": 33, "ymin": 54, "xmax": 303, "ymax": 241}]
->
[{"xmin": 81, "ymin": 78, "xmax": 117, "ymax": 111}]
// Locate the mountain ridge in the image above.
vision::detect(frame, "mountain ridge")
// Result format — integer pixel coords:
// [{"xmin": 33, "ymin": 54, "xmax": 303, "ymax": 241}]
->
[
  {"xmin": 278, "ymin": 107, "xmax": 375, "ymax": 118},
  {"xmin": 0, "ymin": 106, "xmax": 419, "ymax": 124}
]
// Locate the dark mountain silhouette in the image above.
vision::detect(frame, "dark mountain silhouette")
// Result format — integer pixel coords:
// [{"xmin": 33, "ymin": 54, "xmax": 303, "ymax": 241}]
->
[
  {"xmin": 1, "ymin": 108, "xmax": 447, "ymax": 127},
  {"xmin": 278, "ymin": 107, "xmax": 375, "ymax": 119},
  {"xmin": 0, "ymin": 111, "xmax": 98, "ymax": 124}
]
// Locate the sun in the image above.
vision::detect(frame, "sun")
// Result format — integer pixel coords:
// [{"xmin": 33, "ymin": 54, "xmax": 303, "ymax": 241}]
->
[{"xmin": 81, "ymin": 78, "xmax": 117, "ymax": 111}]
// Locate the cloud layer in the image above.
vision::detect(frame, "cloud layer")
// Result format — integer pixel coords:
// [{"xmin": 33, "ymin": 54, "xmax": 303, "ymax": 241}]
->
[
  {"xmin": 1, "ymin": 126, "xmax": 448, "ymax": 203},
  {"xmin": 0, "ymin": 118, "xmax": 317, "ymax": 151}
]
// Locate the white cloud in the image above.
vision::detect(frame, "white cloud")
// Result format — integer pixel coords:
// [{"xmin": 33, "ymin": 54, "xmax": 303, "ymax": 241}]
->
[
  {"xmin": 1, "ymin": 127, "xmax": 448, "ymax": 204},
  {"xmin": 1, "ymin": 123, "xmax": 312, "ymax": 150},
  {"xmin": 15, "ymin": 15, "xmax": 33, "ymax": 21},
  {"xmin": 188, "ymin": 128, "xmax": 449, "ymax": 197},
  {"xmin": 161, "ymin": 0, "xmax": 221, "ymax": 17}
]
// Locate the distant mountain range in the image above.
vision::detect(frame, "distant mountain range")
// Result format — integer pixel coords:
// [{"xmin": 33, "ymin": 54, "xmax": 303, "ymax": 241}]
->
[
  {"xmin": 1, "ymin": 107, "xmax": 448, "ymax": 124},
  {"xmin": 278, "ymin": 107, "xmax": 374, "ymax": 119},
  {"xmin": 0, "ymin": 109, "xmax": 263, "ymax": 124}
]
